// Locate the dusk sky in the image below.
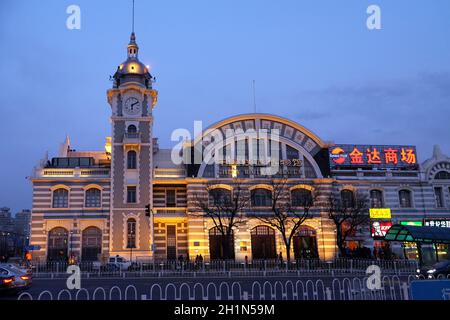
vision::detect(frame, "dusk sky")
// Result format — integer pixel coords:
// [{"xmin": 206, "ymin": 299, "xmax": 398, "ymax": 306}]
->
[{"xmin": 1, "ymin": 0, "xmax": 450, "ymax": 214}]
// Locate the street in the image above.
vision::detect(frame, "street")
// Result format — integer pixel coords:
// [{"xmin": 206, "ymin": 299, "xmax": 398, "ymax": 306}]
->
[{"xmin": 1, "ymin": 273, "xmax": 412, "ymax": 301}]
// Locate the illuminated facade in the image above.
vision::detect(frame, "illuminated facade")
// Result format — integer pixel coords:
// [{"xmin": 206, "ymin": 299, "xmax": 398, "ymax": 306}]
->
[{"xmin": 29, "ymin": 33, "xmax": 450, "ymax": 263}]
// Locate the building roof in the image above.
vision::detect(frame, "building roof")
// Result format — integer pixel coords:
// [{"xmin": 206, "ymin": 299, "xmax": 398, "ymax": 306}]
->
[{"xmin": 385, "ymin": 224, "xmax": 450, "ymax": 244}]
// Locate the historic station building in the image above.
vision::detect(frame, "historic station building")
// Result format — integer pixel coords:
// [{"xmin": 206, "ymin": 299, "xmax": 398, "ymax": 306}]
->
[{"xmin": 29, "ymin": 33, "xmax": 450, "ymax": 264}]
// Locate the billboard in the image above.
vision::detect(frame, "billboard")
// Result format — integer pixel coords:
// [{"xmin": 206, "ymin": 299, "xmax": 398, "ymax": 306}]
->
[
  {"xmin": 424, "ymin": 219, "xmax": 450, "ymax": 228},
  {"xmin": 371, "ymin": 221, "xmax": 393, "ymax": 239},
  {"xmin": 369, "ymin": 208, "xmax": 392, "ymax": 219},
  {"xmin": 329, "ymin": 144, "xmax": 418, "ymax": 169}
]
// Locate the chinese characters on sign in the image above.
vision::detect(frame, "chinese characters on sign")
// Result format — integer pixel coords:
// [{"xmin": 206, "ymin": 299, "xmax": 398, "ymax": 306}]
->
[
  {"xmin": 424, "ymin": 219, "xmax": 450, "ymax": 228},
  {"xmin": 369, "ymin": 208, "xmax": 392, "ymax": 219},
  {"xmin": 218, "ymin": 158, "xmax": 303, "ymax": 178},
  {"xmin": 329, "ymin": 145, "xmax": 418, "ymax": 169}
]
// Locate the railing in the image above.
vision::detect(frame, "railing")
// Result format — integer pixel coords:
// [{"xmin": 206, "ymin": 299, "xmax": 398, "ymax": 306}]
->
[
  {"xmin": 18, "ymin": 275, "xmax": 426, "ymax": 300},
  {"xmin": 29, "ymin": 258, "xmax": 418, "ymax": 278},
  {"xmin": 123, "ymin": 132, "xmax": 141, "ymax": 144},
  {"xmin": 124, "ymin": 132, "xmax": 140, "ymax": 139},
  {"xmin": 80, "ymin": 169, "xmax": 110, "ymax": 176},
  {"xmin": 153, "ymin": 207, "xmax": 187, "ymax": 215},
  {"xmin": 42, "ymin": 169, "xmax": 74, "ymax": 176},
  {"xmin": 37, "ymin": 168, "xmax": 110, "ymax": 178},
  {"xmin": 154, "ymin": 168, "xmax": 186, "ymax": 178}
]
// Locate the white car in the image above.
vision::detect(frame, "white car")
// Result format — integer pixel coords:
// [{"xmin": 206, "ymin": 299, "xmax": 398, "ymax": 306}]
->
[{"xmin": 93, "ymin": 256, "xmax": 132, "ymax": 271}]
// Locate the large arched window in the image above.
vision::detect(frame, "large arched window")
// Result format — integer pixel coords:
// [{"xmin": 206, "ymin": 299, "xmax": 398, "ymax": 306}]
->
[
  {"xmin": 47, "ymin": 227, "xmax": 68, "ymax": 261},
  {"xmin": 209, "ymin": 227, "xmax": 235, "ymax": 260},
  {"xmin": 370, "ymin": 190, "xmax": 384, "ymax": 208},
  {"xmin": 127, "ymin": 218, "xmax": 136, "ymax": 249},
  {"xmin": 435, "ymin": 171, "xmax": 450, "ymax": 180},
  {"xmin": 81, "ymin": 227, "xmax": 102, "ymax": 261},
  {"xmin": 127, "ymin": 150, "xmax": 137, "ymax": 169},
  {"xmin": 52, "ymin": 188, "xmax": 69, "ymax": 208},
  {"xmin": 291, "ymin": 188, "xmax": 313, "ymax": 207},
  {"xmin": 250, "ymin": 226, "xmax": 276, "ymax": 260},
  {"xmin": 399, "ymin": 189, "xmax": 412, "ymax": 208},
  {"xmin": 340, "ymin": 189, "xmax": 355, "ymax": 208},
  {"xmin": 209, "ymin": 188, "xmax": 232, "ymax": 206},
  {"xmin": 251, "ymin": 188, "xmax": 272, "ymax": 207},
  {"xmin": 85, "ymin": 188, "xmax": 101, "ymax": 208}
]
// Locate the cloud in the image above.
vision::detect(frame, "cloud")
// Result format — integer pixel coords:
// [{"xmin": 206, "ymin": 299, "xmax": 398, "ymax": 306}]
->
[{"xmin": 287, "ymin": 72, "xmax": 450, "ymax": 159}]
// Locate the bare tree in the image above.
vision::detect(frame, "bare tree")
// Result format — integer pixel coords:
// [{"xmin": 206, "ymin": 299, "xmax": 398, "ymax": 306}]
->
[
  {"xmin": 251, "ymin": 179, "xmax": 315, "ymax": 264},
  {"xmin": 327, "ymin": 191, "xmax": 370, "ymax": 257},
  {"xmin": 191, "ymin": 180, "xmax": 250, "ymax": 260}
]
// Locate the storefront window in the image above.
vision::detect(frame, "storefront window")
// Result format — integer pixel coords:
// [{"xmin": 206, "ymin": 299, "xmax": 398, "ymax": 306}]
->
[
  {"xmin": 403, "ymin": 242, "xmax": 419, "ymax": 260},
  {"xmin": 435, "ymin": 243, "xmax": 450, "ymax": 261}
]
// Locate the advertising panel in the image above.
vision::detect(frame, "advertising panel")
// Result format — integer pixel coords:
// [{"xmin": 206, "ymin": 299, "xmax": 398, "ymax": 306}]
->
[
  {"xmin": 330, "ymin": 144, "xmax": 418, "ymax": 169},
  {"xmin": 371, "ymin": 221, "xmax": 393, "ymax": 239},
  {"xmin": 369, "ymin": 208, "xmax": 392, "ymax": 219}
]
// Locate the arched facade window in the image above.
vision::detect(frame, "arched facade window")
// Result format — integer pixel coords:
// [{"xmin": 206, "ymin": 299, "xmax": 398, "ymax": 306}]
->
[
  {"xmin": 127, "ymin": 150, "xmax": 137, "ymax": 169},
  {"xmin": 52, "ymin": 188, "xmax": 69, "ymax": 208},
  {"xmin": 250, "ymin": 226, "xmax": 276, "ymax": 260},
  {"xmin": 127, "ymin": 124, "xmax": 137, "ymax": 133},
  {"xmin": 126, "ymin": 218, "xmax": 136, "ymax": 249},
  {"xmin": 251, "ymin": 188, "xmax": 272, "ymax": 207},
  {"xmin": 47, "ymin": 227, "xmax": 68, "ymax": 262},
  {"xmin": 399, "ymin": 189, "xmax": 412, "ymax": 208},
  {"xmin": 370, "ymin": 190, "xmax": 384, "ymax": 208},
  {"xmin": 81, "ymin": 227, "xmax": 102, "ymax": 261},
  {"xmin": 85, "ymin": 188, "xmax": 101, "ymax": 208},
  {"xmin": 209, "ymin": 188, "xmax": 232, "ymax": 206},
  {"xmin": 209, "ymin": 227, "xmax": 235, "ymax": 260},
  {"xmin": 435, "ymin": 171, "xmax": 450, "ymax": 180},
  {"xmin": 340, "ymin": 189, "xmax": 355, "ymax": 208},
  {"xmin": 291, "ymin": 188, "xmax": 313, "ymax": 207}
]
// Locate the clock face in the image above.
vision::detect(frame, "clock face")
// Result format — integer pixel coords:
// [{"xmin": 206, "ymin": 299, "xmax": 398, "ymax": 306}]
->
[{"xmin": 124, "ymin": 97, "xmax": 141, "ymax": 115}]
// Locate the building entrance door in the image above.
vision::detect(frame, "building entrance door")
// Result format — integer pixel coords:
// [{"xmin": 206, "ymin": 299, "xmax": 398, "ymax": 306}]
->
[
  {"xmin": 166, "ymin": 225, "xmax": 177, "ymax": 260},
  {"xmin": 251, "ymin": 226, "xmax": 276, "ymax": 260},
  {"xmin": 293, "ymin": 226, "xmax": 318, "ymax": 259}
]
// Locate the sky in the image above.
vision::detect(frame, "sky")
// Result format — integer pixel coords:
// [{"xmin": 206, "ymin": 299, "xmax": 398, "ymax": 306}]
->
[{"xmin": 0, "ymin": 0, "xmax": 449, "ymax": 214}]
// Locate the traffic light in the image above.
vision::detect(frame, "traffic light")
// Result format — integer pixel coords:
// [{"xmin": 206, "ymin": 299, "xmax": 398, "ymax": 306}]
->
[{"xmin": 145, "ymin": 204, "xmax": 151, "ymax": 217}]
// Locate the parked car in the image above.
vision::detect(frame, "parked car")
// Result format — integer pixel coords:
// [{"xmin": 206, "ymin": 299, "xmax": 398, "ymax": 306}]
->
[
  {"xmin": 2, "ymin": 263, "xmax": 32, "ymax": 277},
  {"xmin": 416, "ymin": 260, "xmax": 450, "ymax": 279},
  {"xmin": 0, "ymin": 264, "xmax": 32, "ymax": 290},
  {"xmin": 0, "ymin": 275, "xmax": 16, "ymax": 295},
  {"xmin": 93, "ymin": 256, "xmax": 133, "ymax": 271}
]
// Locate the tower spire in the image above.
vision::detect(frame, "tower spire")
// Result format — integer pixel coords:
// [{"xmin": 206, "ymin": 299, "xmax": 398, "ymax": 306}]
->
[{"xmin": 127, "ymin": 0, "xmax": 138, "ymax": 58}]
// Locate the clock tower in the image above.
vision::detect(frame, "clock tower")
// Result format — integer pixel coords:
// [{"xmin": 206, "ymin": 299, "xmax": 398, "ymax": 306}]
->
[{"xmin": 107, "ymin": 32, "xmax": 158, "ymax": 259}]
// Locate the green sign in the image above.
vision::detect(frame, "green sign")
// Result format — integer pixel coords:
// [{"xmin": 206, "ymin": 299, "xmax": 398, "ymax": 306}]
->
[{"xmin": 400, "ymin": 221, "xmax": 423, "ymax": 226}]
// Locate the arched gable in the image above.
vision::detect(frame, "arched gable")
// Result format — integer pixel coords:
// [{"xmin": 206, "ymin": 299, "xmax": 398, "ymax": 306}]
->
[{"xmin": 188, "ymin": 114, "xmax": 329, "ymax": 179}]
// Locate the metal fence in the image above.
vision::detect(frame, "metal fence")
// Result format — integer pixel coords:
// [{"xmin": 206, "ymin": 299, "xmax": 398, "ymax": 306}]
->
[
  {"xmin": 29, "ymin": 258, "xmax": 418, "ymax": 278},
  {"xmin": 17, "ymin": 275, "xmax": 424, "ymax": 301}
]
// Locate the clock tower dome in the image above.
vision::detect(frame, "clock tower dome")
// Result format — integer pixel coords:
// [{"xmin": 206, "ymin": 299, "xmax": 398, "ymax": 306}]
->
[{"xmin": 107, "ymin": 32, "xmax": 158, "ymax": 259}]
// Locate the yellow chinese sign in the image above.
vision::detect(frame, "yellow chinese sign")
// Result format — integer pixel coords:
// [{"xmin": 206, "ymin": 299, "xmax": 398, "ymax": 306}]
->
[{"xmin": 369, "ymin": 208, "xmax": 392, "ymax": 219}]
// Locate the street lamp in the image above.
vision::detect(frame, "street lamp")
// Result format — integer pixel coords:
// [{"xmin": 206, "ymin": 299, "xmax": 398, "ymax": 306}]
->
[
  {"xmin": 69, "ymin": 230, "xmax": 74, "ymax": 264},
  {"xmin": 145, "ymin": 204, "xmax": 155, "ymax": 256}
]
